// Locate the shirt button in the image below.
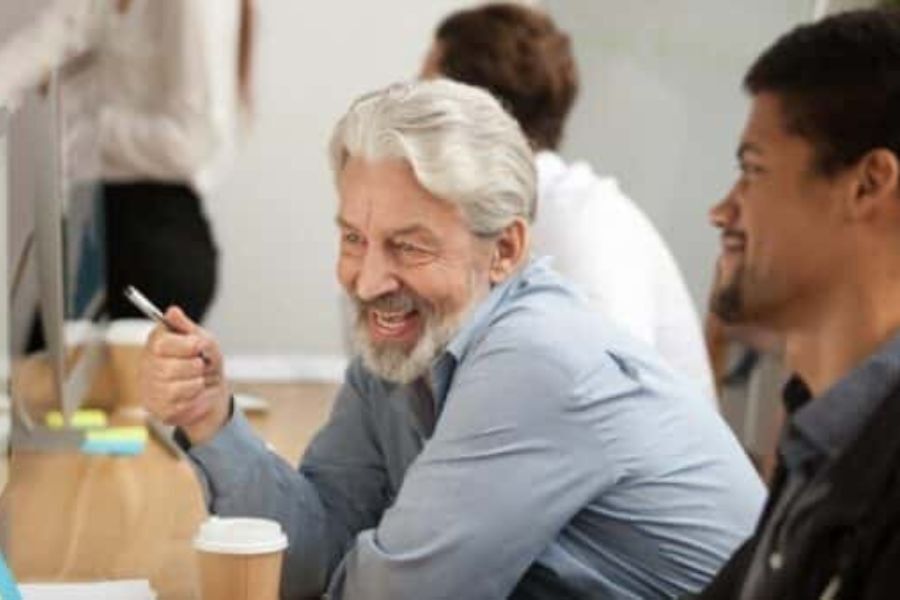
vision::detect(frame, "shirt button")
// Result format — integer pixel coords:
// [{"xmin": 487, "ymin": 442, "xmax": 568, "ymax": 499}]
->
[{"xmin": 769, "ymin": 552, "xmax": 784, "ymax": 570}]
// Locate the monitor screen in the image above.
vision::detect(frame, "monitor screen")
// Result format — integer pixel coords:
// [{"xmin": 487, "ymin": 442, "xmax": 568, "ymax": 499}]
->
[
  {"xmin": 0, "ymin": 106, "xmax": 10, "ymax": 483},
  {"xmin": 7, "ymin": 78, "xmax": 107, "ymax": 438}
]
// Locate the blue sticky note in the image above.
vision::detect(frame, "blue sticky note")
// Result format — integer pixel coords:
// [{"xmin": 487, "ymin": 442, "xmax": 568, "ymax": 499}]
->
[
  {"xmin": 81, "ymin": 439, "xmax": 145, "ymax": 456},
  {"xmin": 80, "ymin": 426, "xmax": 148, "ymax": 456},
  {"xmin": 0, "ymin": 553, "xmax": 21, "ymax": 600}
]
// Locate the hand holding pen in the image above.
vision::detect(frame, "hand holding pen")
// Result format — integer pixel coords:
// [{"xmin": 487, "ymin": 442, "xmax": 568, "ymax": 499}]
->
[
  {"xmin": 128, "ymin": 286, "xmax": 232, "ymax": 445},
  {"xmin": 125, "ymin": 286, "xmax": 211, "ymax": 364}
]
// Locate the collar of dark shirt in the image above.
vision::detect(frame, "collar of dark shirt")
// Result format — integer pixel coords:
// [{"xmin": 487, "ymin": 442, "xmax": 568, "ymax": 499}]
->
[
  {"xmin": 779, "ymin": 329, "xmax": 900, "ymax": 471},
  {"xmin": 422, "ymin": 257, "xmax": 553, "ymax": 416}
]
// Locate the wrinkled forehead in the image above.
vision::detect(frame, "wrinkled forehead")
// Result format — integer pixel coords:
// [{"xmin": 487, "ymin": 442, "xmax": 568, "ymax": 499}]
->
[{"xmin": 336, "ymin": 157, "xmax": 469, "ymax": 237}]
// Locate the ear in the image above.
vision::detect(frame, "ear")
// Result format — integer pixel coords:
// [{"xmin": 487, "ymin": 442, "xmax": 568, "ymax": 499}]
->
[
  {"xmin": 488, "ymin": 218, "xmax": 529, "ymax": 285},
  {"xmin": 846, "ymin": 149, "xmax": 900, "ymax": 220}
]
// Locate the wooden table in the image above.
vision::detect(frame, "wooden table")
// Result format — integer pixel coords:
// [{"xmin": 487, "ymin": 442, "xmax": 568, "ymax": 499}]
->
[{"xmin": 1, "ymin": 381, "xmax": 336, "ymax": 599}]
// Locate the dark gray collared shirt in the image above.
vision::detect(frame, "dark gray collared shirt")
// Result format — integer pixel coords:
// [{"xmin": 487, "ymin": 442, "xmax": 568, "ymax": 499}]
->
[{"xmin": 739, "ymin": 332, "xmax": 900, "ymax": 599}]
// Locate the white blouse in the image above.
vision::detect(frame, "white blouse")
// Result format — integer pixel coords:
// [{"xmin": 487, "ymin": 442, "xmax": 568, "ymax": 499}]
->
[
  {"xmin": 0, "ymin": 0, "xmax": 240, "ymax": 191},
  {"xmin": 532, "ymin": 151, "xmax": 716, "ymax": 401}
]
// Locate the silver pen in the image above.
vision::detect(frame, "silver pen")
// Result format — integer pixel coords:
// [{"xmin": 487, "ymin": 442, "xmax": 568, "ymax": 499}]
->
[
  {"xmin": 124, "ymin": 285, "xmax": 179, "ymax": 332},
  {"xmin": 123, "ymin": 285, "xmax": 210, "ymax": 363}
]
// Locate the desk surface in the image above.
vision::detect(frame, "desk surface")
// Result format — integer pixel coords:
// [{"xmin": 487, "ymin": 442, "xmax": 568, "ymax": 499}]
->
[{"xmin": 1, "ymin": 381, "xmax": 336, "ymax": 599}]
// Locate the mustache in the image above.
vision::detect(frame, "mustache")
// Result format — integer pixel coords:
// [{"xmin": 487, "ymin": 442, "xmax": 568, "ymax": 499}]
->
[{"xmin": 353, "ymin": 291, "xmax": 429, "ymax": 315}]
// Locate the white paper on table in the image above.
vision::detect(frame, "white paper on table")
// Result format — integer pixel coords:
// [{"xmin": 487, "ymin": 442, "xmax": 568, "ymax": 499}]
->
[{"xmin": 20, "ymin": 579, "xmax": 156, "ymax": 599}]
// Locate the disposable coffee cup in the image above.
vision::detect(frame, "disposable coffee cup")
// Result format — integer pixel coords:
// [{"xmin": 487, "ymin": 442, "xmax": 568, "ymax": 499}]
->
[
  {"xmin": 194, "ymin": 517, "xmax": 288, "ymax": 600},
  {"xmin": 105, "ymin": 319, "xmax": 155, "ymax": 407},
  {"xmin": 60, "ymin": 320, "xmax": 110, "ymax": 406}
]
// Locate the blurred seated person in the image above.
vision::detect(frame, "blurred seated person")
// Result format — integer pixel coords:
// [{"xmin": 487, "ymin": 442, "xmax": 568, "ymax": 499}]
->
[
  {"xmin": 421, "ymin": 3, "xmax": 716, "ymax": 400},
  {"xmin": 705, "ymin": 280, "xmax": 786, "ymax": 480},
  {"xmin": 140, "ymin": 80, "xmax": 763, "ymax": 599}
]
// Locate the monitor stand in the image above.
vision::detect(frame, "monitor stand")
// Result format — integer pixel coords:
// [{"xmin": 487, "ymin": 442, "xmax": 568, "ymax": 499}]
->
[{"xmin": 9, "ymin": 410, "xmax": 83, "ymax": 452}]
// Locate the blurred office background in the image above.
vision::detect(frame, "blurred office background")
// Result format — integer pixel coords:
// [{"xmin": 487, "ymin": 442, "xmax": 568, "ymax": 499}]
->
[
  {"xmin": 198, "ymin": 0, "xmax": 821, "ymax": 379},
  {"xmin": 0, "ymin": 0, "xmax": 864, "ymax": 370},
  {"xmin": 0, "ymin": 0, "xmax": 882, "ymax": 465}
]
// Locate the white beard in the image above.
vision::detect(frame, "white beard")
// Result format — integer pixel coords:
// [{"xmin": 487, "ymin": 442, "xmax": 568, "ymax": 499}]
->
[
  {"xmin": 350, "ymin": 266, "xmax": 488, "ymax": 384},
  {"xmin": 353, "ymin": 303, "xmax": 465, "ymax": 384}
]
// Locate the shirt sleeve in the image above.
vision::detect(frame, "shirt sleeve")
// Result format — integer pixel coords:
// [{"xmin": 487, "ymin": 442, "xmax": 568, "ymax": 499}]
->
[
  {"xmin": 185, "ymin": 364, "xmax": 391, "ymax": 600},
  {"xmin": 327, "ymin": 334, "xmax": 639, "ymax": 599},
  {"xmin": 97, "ymin": 0, "xmax": 218, "ymax": 181},
  {"xmin": 0, "ymin": 0, "xmax": 104, "ymax": 108}
]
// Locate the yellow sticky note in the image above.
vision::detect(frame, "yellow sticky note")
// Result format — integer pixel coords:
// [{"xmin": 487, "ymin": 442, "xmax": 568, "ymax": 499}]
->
[{"xmin": 45, "ymin": 409, "xmax": 108, "ymax": 429}]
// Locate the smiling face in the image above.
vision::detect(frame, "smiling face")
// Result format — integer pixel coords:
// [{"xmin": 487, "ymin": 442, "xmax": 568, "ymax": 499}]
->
[
  {"xmin": 336, "ymin": 157, "xmax": 495, "ymax": 383},
  {"xmin": 709, "ymin": 92, "xmax": 852, "ymax": 329}
]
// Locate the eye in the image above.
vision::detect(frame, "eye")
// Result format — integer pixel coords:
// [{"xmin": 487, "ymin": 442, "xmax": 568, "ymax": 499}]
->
[
  {"xmin": 738, "ymin": 161, "xmax": 765, "ymax": 177},
  {"xmin": 395, "ymin": 241, "xmax": 423, "ymax": 254},
  {"xmin": 342, "ymin": 230, "xmax": 363, "ymax": 245},
  {"xmin": 390, "ymin": 240, "xmax": 434, "ymax": 265},
  {"xmin": 340, "ymin": 230, "xmax": 366, "ymax": 256}
]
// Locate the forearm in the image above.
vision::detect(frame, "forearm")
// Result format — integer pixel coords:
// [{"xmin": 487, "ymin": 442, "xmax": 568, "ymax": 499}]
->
[{"xmin": 183, "ymin": 410, "xmax": 346, "ymax": 598}]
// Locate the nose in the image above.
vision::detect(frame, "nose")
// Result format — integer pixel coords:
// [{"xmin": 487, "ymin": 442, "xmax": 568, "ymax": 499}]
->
[
  {"xmin": 709, "ymin": 185, "xmax": 739, "ymax": 230},
  {"xmin": 354, "ymin": 246, "xmax": 400, "ymax": 302}
]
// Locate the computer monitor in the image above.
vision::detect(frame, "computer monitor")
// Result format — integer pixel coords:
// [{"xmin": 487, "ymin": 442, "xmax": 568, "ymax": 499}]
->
[
  {"xmin": 0, "ymin": 106, "xmax": 11, "ymax": 475},
  {"xmin": 6, "ymin": 77, "xmax": 108, "ymax": 449}
]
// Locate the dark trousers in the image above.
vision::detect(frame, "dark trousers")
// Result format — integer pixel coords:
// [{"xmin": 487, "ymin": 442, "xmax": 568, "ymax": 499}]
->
[{"xmin": 104, "ymin": 182, "xmax": 218, "ymax": 322}]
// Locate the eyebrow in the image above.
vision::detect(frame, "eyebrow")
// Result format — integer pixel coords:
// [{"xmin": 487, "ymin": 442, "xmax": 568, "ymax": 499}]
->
[
  {"xmin": 388, "ymin": 224, "xmax": 437, "ymax": 239},
  {"xmin": 737, "ymin": 142, "xmax": 764, "ymax": 160},
  {"xmin": 335, "ymin": 217, "xmax": 437, "ymax": 240},
  {"xmin": 335, "ymin": 216, "xmax": 356, "ymax": 229}
]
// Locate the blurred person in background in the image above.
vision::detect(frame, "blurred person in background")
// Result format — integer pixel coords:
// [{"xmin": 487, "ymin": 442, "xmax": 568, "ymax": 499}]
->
[
  {"xmin": 0, "ymin": 0, "xmax": 255, "ymax": 322},
  {"xmin": 421, "ymin": 3, "xmax": 716, "ymax": 401},
  {"xmin": 705, "ymin": 272, "xmax": 787, "ymax": 481}
]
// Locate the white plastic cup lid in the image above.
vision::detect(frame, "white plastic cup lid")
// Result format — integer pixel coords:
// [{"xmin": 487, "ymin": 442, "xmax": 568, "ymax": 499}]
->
[
  {"xmin": 105, "ymin": 319, "xmax": 156, "ymax": 346},
  {"xmin": 64, "ymin": 319, "xmax": 102, "ymax": 345},
  {"xmin": 194, "ymin": 517, "xmax": 288, "ymax": 555}
]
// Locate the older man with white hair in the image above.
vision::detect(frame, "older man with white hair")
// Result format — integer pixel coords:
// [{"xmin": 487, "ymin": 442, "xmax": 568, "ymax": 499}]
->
[{"xmin": 140, "ymin": 79, "xmax": 763, "ymax": 600}]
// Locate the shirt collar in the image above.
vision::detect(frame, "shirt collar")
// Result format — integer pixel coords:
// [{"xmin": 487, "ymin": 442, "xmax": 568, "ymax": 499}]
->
[
  {"xmin": 780, "ymin": 330, "xmax": 900, "ymax": 470},
  {"xmin": 425, "ymin": 258, "xmax": 548, "ymax": 411}
]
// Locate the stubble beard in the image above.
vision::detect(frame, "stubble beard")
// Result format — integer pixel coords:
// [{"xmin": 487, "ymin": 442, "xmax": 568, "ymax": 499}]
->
[{"xmin": 710, "ymin": 262, "xmax": 746, "ymax": 324}]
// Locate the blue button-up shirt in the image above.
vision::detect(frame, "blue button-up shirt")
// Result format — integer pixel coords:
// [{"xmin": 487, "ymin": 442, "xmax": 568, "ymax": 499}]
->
[{"xmin": 185, "ymin": 259, "xmax": 764, "ymax": 599}]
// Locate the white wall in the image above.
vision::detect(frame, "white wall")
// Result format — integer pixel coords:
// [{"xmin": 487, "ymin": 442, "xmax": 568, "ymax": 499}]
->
[
  {"xmin": 0, "ymin": 0, "xmax": 832, "ymax": 371},
  {"xmin": 207, "ymin": 1, "xmax": 831, "ymax": 366},
  {"xmin": 205, "ymin": 0, "xmax": 470, "ymax": 364},
  {"xmin": 543, "ymin": 0, "xmax": 815, "ymax": 312},
  {"xmin": 817, "ymin": 0, "xmax": 880, "ymax": 17}
]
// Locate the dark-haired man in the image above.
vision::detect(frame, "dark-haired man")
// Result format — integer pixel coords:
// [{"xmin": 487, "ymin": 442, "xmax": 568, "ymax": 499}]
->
[
  {"xmin": 701, "ymin": 8, "xmax": 900, "ymax": 599},
  {"xmin": 422, "ymin": 3, "xmax": 717, "ymax": 400}
]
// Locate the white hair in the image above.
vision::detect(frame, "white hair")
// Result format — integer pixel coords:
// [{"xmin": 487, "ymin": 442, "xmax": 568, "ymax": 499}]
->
[{"xmin": 328, "ymin": 79, "xmax": 536, "ymax": 235}]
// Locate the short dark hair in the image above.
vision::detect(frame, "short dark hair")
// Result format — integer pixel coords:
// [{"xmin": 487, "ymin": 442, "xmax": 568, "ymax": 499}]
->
[
  {"xmin": 434, "ymin": 3, "xmax": 578, "ymax": 151},
  {"xmin": 744, "ymin": 9, "xmax": 900, "ymax": 175}
]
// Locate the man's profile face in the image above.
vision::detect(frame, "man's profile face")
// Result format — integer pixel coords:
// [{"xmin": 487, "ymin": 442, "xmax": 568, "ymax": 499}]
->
[
  {"xmin": 336, "ymin": 157, "xmax": 494, "ymax": 383},
  {"xmin": 709, "ymin": 92, "xmax": 849, "ymax": 328}
]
